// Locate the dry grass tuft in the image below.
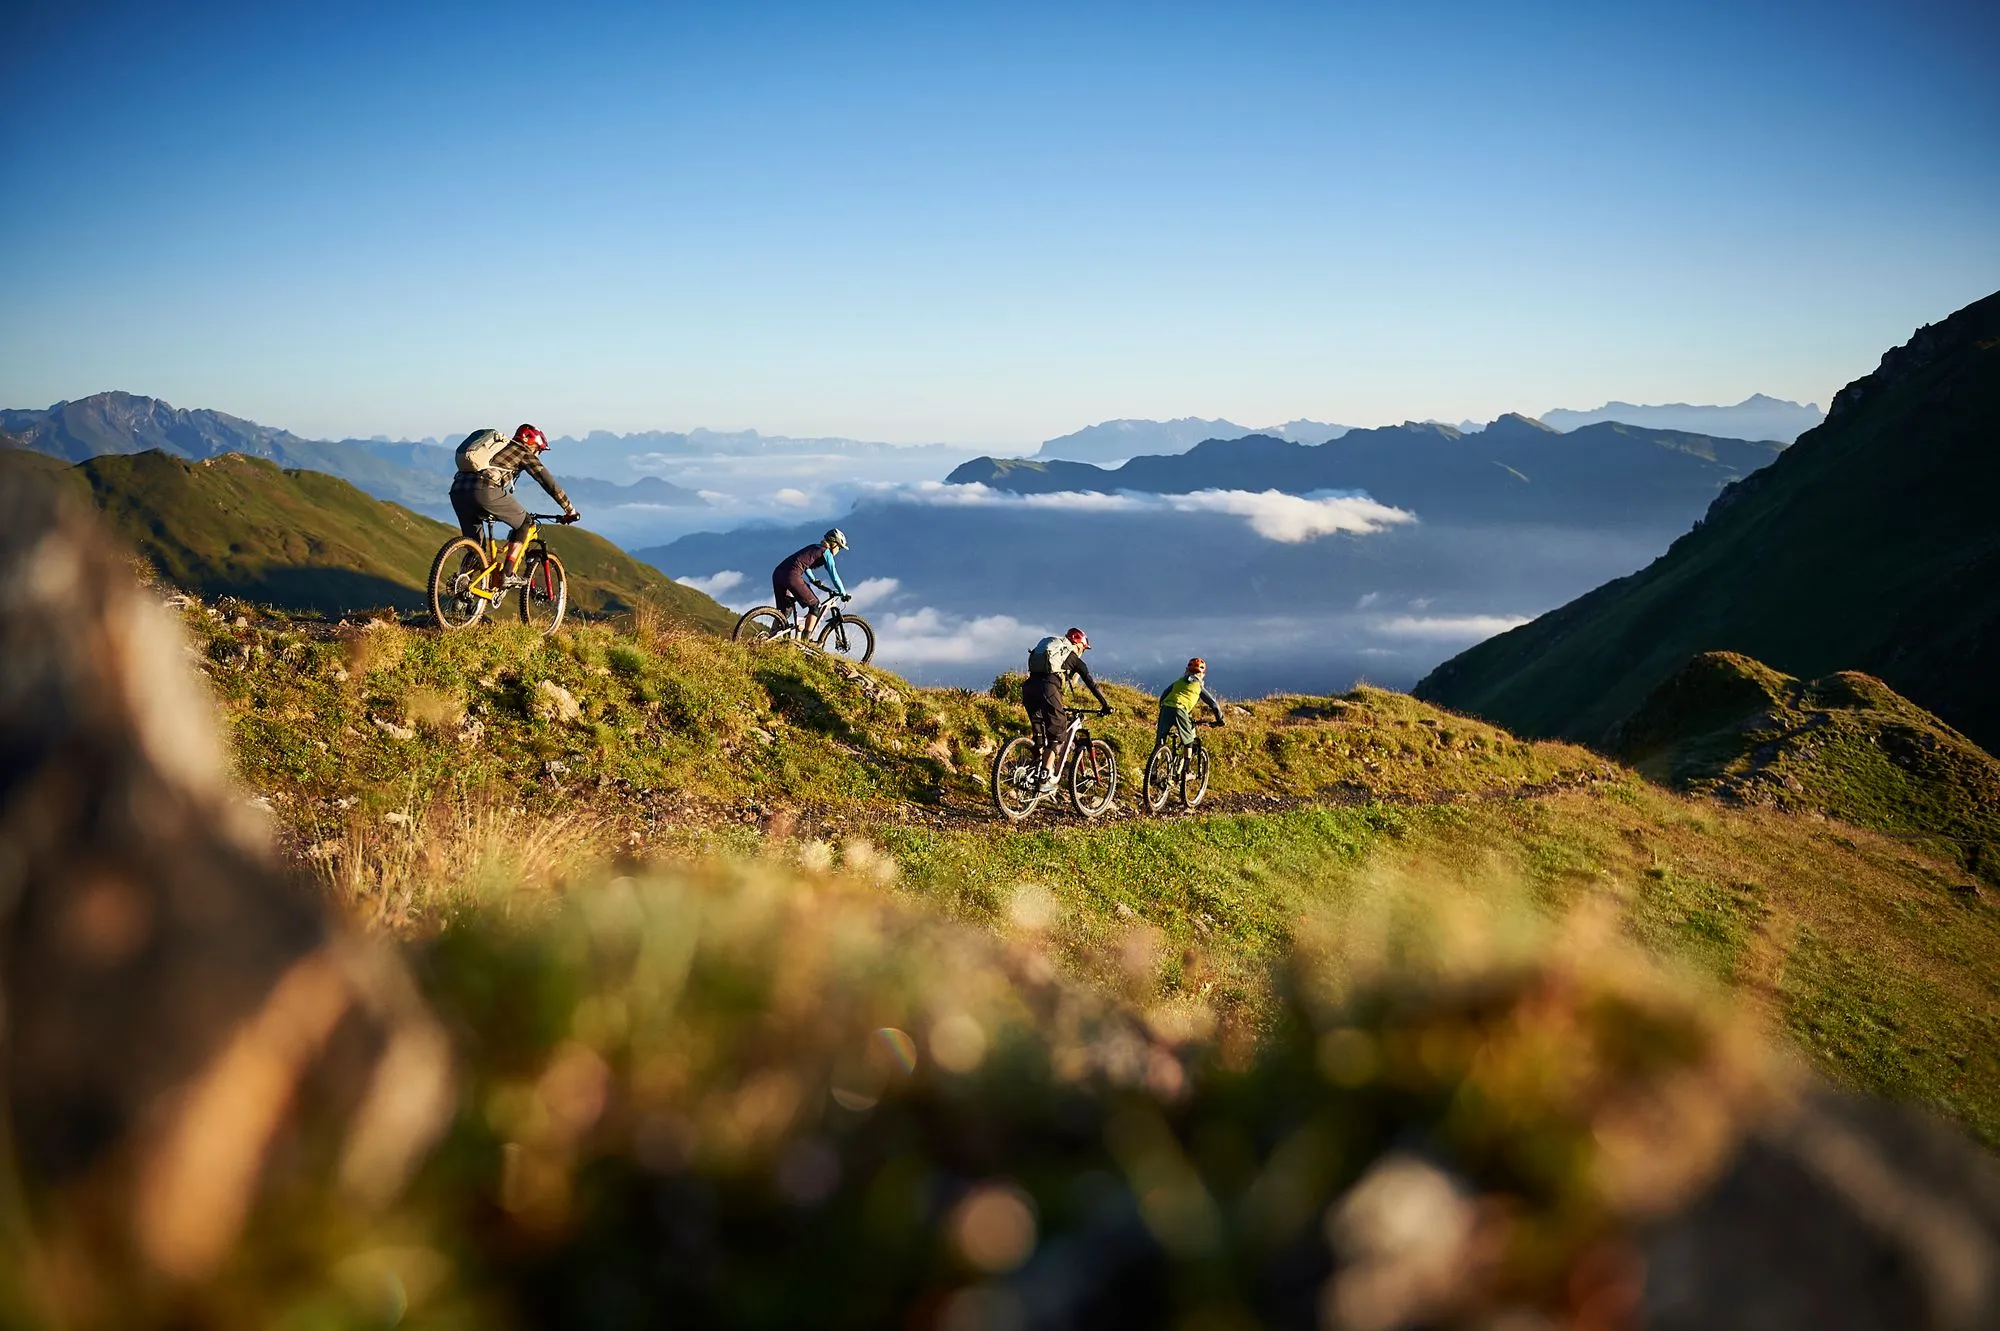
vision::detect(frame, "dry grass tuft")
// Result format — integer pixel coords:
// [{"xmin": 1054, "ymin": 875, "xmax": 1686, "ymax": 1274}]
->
[
  {"xmin": 344, "ymin": 619, "xmax": 407, "ymax": 677},
  {"xmin": 399, "ymin": 683, "xmax": 466, "ymax": 736},
  {"xmin": 316, "ymin": 796, "xmax": 609, "ymax": 930}
]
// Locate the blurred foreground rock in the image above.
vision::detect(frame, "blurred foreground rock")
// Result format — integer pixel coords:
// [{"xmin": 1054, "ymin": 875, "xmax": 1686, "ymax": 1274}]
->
[{"xmin": 0, "ymin": 476, "xmax": 450, "ymax": 1323}]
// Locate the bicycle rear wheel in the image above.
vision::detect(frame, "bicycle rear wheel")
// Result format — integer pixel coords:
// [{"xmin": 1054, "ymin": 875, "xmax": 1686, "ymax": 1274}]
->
[
  {"xmin": 733, "ymin": 607, "xmax": 790, "ymax": 644},
  {"xmin": 1183, "ymin": 741, "xmax": 1211, "ymax": 809},
  {"xmin": 1142, "ymin": 743, "xmax": 1176, "ymax": 814},
  {"xmin": 1070, "ymin": 737, "xmax": 1118, "ymax": 819},
  {"xmin": 816, "ymin": 612, "xmax": 875, "ymax": 664},
  {"xmin": 991, "ymin": 735, "xmax": 1041, "ymax": 822},
  {"xmin": 428, "ymin": 538, "xmax": 491, "ymax": 630},
  {"xmin": 520, "ymin": 548, "xmax": 568, "ymax": 634}
]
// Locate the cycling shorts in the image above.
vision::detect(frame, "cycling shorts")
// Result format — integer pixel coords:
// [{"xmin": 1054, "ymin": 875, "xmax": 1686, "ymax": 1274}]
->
[
  {"xmin": 450, "ymin": 474, "xmax": 531, "ymax": 542},
  {"xmin": 1024, "ymin": 672, "xmax": 1069, "ymax": 753},
  {"xmin": 1156, "ymin": 706, "xmax": 1197, "ymax": 746},
  {"xmin": 772, "ymin": 567, "xmax": 820, "ymax": 616}
]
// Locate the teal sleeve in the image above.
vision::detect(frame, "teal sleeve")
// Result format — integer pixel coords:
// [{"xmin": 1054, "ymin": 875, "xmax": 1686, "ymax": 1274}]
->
[{"xmin": 822, "ymin": 550, "xmax": 848, "ymax": 595}]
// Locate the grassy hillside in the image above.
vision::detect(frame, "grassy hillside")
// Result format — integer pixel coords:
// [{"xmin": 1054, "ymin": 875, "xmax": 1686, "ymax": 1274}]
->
[
  {"xmin": 4, "ymin": 449, "xmax": 732, "ymax": 629},
  {"xmin": 1608, "ymin": 651, "xmax": 2000, "ymax": 886},
  {"xmin": 1415, "ymin": 289, "xmax": 2000, "ymax": 753},
  {"xmin": 181, "ymin": 597, "xmax": 2000, "ymax": 1146}
]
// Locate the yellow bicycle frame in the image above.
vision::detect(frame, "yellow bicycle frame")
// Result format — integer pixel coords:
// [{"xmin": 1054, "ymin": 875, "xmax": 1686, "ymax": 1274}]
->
[{"xmin": 465, "ymin": 520, "xmax": 541, "ymax": 602}]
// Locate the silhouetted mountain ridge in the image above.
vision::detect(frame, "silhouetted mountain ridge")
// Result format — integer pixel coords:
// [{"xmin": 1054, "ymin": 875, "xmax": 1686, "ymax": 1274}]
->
[
  {"xmin": 950, "ymin": 414, "xmax": 1782, "ymax": 525},
  {"xmin": 1416, "ymin": 289, "xmax": 2000, "ymax": 754}
]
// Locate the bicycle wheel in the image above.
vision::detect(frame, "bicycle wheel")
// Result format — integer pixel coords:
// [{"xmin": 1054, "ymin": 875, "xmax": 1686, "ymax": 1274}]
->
[
  {"xmin": 1070, "ymin": 737, "xmax": 1118, "ymax": 819},
  {"xmin": 519, "ymin": 548, "xmax": 567, "ymax": 634},
  {"xmin": 816, "ymin": 612, "xmax": 875, "ymax": 664},
  {"xmin": 1183, "ymin": 740, "xmax": 1211, "ymax": 809},
  {"xmin": 1142, "ymin": 743, "xmax": 1176, "ymax": 814},
  {"xmin": 428, "ymin": 538, "xmax": 491, "ymax": 630},
  {"xmin": 991, "ymin": 735, "xmax": 1041, "ymax": 822},
  {"xmin": 733, "ymin": 607, "xmax": 790, "ymax": 643}
]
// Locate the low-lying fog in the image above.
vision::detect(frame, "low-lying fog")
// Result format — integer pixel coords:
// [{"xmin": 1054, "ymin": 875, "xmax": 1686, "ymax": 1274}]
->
[{"xmin": 644, "ymin": 489, "xmax": 1683, "ymax": 699}]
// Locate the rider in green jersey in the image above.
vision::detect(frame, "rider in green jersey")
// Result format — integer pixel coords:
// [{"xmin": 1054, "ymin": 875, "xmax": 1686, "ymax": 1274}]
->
[{"xmin": 1157, "ymin": 657, "xmax": 1225, "ymax": 746}]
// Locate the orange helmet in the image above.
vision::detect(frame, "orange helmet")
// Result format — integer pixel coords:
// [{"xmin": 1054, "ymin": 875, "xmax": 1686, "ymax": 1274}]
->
[
  {"xmin": 1187, "ymin": 657, "xmax": 1206, "ymax": 675},
  {"xmin": 1066, "ymin": 627, "xmax": 1090, "ymax": 650},
  {"xmin": 514, "ymin": 424, "xmax": 549, "ymax": 452}
]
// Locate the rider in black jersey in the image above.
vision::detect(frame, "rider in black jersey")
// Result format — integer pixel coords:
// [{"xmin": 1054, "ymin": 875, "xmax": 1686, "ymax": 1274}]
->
[{"xmin": 1024, "ymin": 627, "xmax": 1110, "ymax": 791}]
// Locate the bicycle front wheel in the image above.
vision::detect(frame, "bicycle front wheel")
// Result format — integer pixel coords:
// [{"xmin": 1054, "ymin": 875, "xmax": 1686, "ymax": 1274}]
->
[
  {"xmin": 1070, "ymin": 737, "xmax": 1118, "ymax": 819},
  {"xmin": 1183, "ymin": 741, "xmax": 1211, "ymax": 809},
  {"xmin": 520, "ymin": 548, "xmax": 568, "ymax": 634},
  {"xmin": 428, "ymin": 538, "xmax": 491, "ymax": 630},
  {"xmin": 992, "ymin": 735, "xmax": 1041, "ymax": 822},
  {"xmin": 733, "ymin": 607, "xmax": 790, "ymax": 644},
  {"xmin": 1142, "ymin": 743, "xmax": 1176, "ymax": 814},
  {"xmin": 816, "ymin": 612, "xmax": 875, "ymax": 664}
]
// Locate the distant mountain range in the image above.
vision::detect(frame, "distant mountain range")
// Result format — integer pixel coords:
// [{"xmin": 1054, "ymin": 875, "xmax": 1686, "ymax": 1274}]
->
[
  {"xmin": 1538, "ymin": 394, "xmax": 1823, "ymax": 442},
  {"xmin": 1417, "ymin": 290, "xmax": 2000, "ymax": 754},
  {"xmin": 0, "ymin": 448, "xmax": 731, "ymax": 628},
  {"xmin": 1035, "ymin": 417, "xmax": 1350, "ymax": 462},
  {"xmin": 0, "ymin": 393, "xmax": 707, "ymax": 518},
  {"xmin": 1031, "ymin": 398, "xmax": 1820, "ymax": 464},
  {"xmin": 953, "ymin": 414, "xmax": 1783, "ymax": 526}
]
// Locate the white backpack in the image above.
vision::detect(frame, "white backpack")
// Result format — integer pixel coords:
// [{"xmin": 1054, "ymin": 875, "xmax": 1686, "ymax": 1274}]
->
[
  {"xmin": 454, "ymin": 428, "xmax": 509, "ymax": 474},
  {"xmin": 1028, "ymin": 635, "xmax": 1075, "ymax": 675}
]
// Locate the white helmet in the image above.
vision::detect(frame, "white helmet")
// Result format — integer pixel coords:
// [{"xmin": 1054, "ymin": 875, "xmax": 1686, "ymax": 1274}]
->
[{"xmin": 824, "ymin": 528, "xmax": 849, "ymax": 551}]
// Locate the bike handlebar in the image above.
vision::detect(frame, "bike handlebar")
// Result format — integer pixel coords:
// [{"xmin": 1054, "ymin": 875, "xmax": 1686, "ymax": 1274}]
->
[{"xmin": 527, "ymin": 512, "xmax": 580, "ymax": 524}]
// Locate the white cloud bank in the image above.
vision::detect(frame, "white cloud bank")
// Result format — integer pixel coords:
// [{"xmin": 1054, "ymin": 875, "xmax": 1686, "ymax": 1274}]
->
[
  {"xmin": 874, "ymin": 607, "xmax": 1035, "ymax": 665},
  {"xmin": 843, "ymin": 576, "xmax": 901, "ymax": 610},
  {"xmin": 876, "ymin": 482, "xmax": 1415, "ymax": 543},
  {"xmin": 1369, "ymin": 614, "xmax": 1530, "ymax": 641},
  {"xmin": 676, "ymin": 569, "xmax": 743, "ymax": 598}
]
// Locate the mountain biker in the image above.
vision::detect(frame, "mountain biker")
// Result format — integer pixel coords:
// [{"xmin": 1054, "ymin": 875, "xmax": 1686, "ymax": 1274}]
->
[
  {"xmin": 1025, "ymin": 627, "xmax": 1111, "ymax": 792},
  {"xmin": 1157, "ymin": 657, "xmax": 1225, "ymax": 749},
  {"xmin": 773, "ymin": 528, "xmax": 851, "ymax": 637},
  {"xmin": 449, "ymin": 424, "xmax": 580, "ymax": 584}
]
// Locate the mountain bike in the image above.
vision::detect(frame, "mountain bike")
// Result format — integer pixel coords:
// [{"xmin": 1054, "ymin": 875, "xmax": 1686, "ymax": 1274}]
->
[
  {"xmin": 428, "ymin": 512, "xmax": 575, "ymax": 635},
  {"xmin": 991, "ymin": 709, "xmax": 1119, "ymax": 822},
  {"xmin": 731, "ymin": 589, "xmax": 875, "ymax": 664},
  {"xmin": 1143, "ymin": 718, "xmax": 1215, "ymax": 814}
]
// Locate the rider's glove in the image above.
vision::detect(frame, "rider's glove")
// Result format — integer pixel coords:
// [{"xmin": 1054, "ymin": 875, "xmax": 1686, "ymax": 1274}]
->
[
  {"xmin": 840, "ymin": 593, "xmax": 853, "ymax": 602},
  {"xmin": 562, "ymin": 509, "xmax": 580, "ymax": 523}
]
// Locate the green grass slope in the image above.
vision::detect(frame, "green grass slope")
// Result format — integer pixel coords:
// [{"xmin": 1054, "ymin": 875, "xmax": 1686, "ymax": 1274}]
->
[
  {"xmin": 1609, "ymin": 650, "xmax": 2000, "ymax": 885},
  {"xmin": 1414, "ymin": 288, "xmax": 2000, "ymax": 754},
  {"xmin": 4, "ymin": 449, "xmax": 731, "ymax": 629},
  {"xmin": 181, "ymin": 599, "xmax": 2000, "ymax": 1145}
]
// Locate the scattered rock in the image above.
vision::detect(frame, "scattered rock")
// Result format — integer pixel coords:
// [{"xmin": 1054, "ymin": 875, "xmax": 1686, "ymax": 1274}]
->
[
  {"xmin": 457, "ymin": 718, "xmax": 485, "ymax": 745},
  {"xmin": 305, "ymin": 841, "xmax": 342, "ymax": 861},
  {"xmin": 1115, "ymin": 902, "xmax": 1136, "ymax": 920},
  {"xmin": 382, "ymin": 811, "xmax": 412, "ymax": 827},
  {"xmin": 543, "ymin": 760, "xmax": 569, "ymax": 780},
  {"xmin": 371, "ymin": 716, "xmax": 416, "ymax": 741},
  {"xmin": 877, "ymin": 687, "xmax": 903, "ymax": 707},
  {"xmin": 752, "ymin": 728, "xmax": 776, "ymax": 747},
  {"xmin": 535, "ymin": 679, "xmax": 583, "ymax": 723}
]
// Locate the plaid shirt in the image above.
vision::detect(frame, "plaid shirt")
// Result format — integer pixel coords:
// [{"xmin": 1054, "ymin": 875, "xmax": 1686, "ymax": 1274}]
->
[{"xmin": 470, "ymin": 437, "xmax": 573, "ymax": 511}]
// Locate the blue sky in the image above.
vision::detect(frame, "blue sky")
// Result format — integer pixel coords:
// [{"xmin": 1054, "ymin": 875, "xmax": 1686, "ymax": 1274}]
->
[{"xmin": 4, "ymin": 0, "xmax": 1996, "ymax": 443}]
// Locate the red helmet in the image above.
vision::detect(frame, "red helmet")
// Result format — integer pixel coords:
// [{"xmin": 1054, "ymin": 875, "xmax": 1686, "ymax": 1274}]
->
[
  {"xmin": 514, "ymin": 424, "xmax": 549, "ymax": 452},
  {"xmin": 1066, "ymin": 627, "xmax": 1089, "ymax": 650},
  {"xmin": 1186, "ymin": 657, "xmax": 1206, "ymax": 675}
]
